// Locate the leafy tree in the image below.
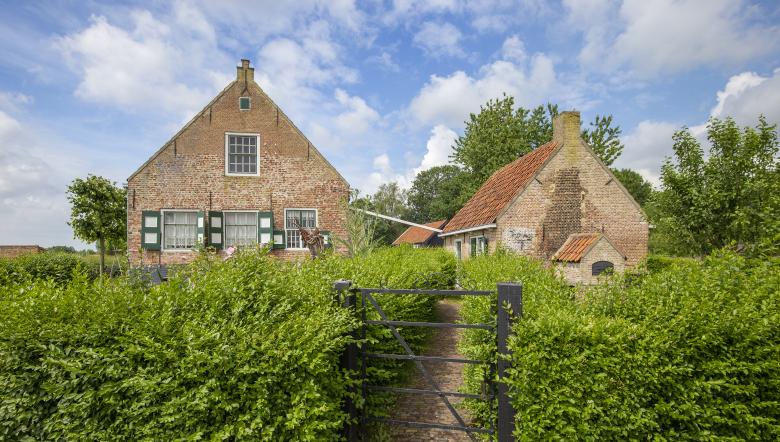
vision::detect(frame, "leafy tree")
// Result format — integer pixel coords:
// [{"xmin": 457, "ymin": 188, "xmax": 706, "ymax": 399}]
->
[
  {"xmin": 452, "ymin": 95, "xmax": 624, "ymax": 191},
  {"xmin": 611, "ymin": 168, "xmax": 654, "ymax": 206},
  {"xmin": 367, "ymin": 182, "xmax": 409, "ymax": 244},
  {"xmin": 583, "ymin": 115, "xmax": 624, "ymax": 166},
  {"xmin": 66, "ymin": 175, "xmax": 126, "ymax": 274},
  {"xmin": 652, "ymin": 116, "xmax": 779, "ymax": 256},
  {"xmin": 407, "ymin": 165, "xmax": 473, "ymax": 223}
]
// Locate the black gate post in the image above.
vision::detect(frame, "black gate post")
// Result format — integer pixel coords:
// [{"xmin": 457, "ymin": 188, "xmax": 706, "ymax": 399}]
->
[
  {"xmin": 496, "ymin": 282, "xmax": 522, "ymax": 442},
  {"xmin": 334, "ymin": 280, "xmax": 359, "ymax": 442}
]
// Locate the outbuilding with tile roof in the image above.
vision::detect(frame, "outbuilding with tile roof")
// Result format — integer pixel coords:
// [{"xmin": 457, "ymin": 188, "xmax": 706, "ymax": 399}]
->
[
  {"xmin": 440, "ymin": 111, "xmax": 648, "ymax": 282},
  {"xmin": 392, "ymin": 220, "xmax": 447, "ymax": 247},
  {"xmin": 553, "ymin": 233, "xmax": 626, "ymax": 285}
]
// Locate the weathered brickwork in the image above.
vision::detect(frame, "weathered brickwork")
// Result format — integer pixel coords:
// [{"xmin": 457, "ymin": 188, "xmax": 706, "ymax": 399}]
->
[
  {"xmin": 445, "ymin": 112, "xmax": 648, "ymax": 274},
  {"xmin": 127, "ymin": 60, "xmax": 349, "ymax": 265},
  {"xmin": 0, "ymin": 245, "xmax": 45, "ymax": 259},
  {"xmin": 497, "ymin": 114, "xmax": 648, "ymax": 267},
  {"xmin": 556, "ymin": 238, "xmax": 626, "ymax": 285}
]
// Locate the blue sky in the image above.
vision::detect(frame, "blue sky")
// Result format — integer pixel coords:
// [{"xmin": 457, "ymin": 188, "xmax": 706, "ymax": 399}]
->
[{"xmin": 1, "ymin": 0, "xmax": 779, "ymax": 248}]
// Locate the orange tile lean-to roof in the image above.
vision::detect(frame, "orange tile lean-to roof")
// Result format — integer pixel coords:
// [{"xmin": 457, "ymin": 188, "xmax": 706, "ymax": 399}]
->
[
  {"xmin": 443, "ymin": 140, "xmax": 559, "ymax": 233},
  {"xmin": 553, "ymin": 233, "xmax": 602, "ymax": 262},
  {"xmin": 392, "ymin": 220, "xmax": 448, "ymax": 245}
]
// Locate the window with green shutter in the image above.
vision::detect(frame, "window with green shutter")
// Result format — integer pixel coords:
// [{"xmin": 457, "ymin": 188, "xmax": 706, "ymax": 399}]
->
[
  {"xmin": 141, "ymin": 211, "xmax": 161, "ymax": 250},
  {"xmin": 272, "ymin": 230, "xmax": 286, "ymax": 249}
]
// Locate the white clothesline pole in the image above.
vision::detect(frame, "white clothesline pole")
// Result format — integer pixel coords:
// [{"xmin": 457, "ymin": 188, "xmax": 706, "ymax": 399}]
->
[{"xmin": 352, "ymin": 208, "xmax": 443, "ymax": 233}]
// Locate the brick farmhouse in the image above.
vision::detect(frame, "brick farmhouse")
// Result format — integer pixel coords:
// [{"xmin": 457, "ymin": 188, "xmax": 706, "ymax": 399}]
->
[
  {"xmin": 127, "ymin": 60, "xmax": 349, "ymax": 265},
  {"xmin": 440, "ymin": 111, "xmax": 648, "ymax": 284}
]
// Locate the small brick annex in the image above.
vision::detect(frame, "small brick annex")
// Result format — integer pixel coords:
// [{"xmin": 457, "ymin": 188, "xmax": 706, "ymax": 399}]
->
[
  {"xmin": 126, "ymin": 60, "xmax": 350, "ymax": 265},
  {"xmin": 440, "ymin": 111, "xmax": 648, "ymax": 282}
]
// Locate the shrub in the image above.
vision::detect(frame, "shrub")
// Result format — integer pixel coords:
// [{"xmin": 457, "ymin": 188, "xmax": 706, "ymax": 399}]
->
[
  {"xmin": 460, "ymin": 250, "xmax": 780, "ymax": 439},
  {"xmin": 457, "ymin": 251, "xmax": 572, "ymax": 430},
  {"xmin": 0, "ymin": 246, "xmax": 456, "ymax": 440}
]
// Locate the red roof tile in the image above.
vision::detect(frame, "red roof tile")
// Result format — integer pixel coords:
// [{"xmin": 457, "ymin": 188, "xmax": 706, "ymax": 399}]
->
[
  {"xmin": 392, "ymin": 220, "xmax": 447, "ymax": 245},
  {"xmin": 443, "ymin": 141, "xmax": 559, "ymax": 233},
  {"xmin": 553, "ymin": 233, "xmax": 602, "ymax": 262}
]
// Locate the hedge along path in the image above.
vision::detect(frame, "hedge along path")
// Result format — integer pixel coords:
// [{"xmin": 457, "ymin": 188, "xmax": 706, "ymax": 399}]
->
[{"xmin": 386, "ymin": 299, "xmax": 474, "ymax": 441}]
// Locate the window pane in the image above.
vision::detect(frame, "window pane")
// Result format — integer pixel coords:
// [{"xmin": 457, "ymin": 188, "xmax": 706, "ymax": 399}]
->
[
  {"xmin": 163, "ymin": 211, "xmax": 197, "ymax": 249},
  {"xmin": 224, "ymin": 212, "xmax": 257, "ymax": 247},
  {"xmin": 227, "ymin": 135, "xmax": 258, "ymax": 174}
]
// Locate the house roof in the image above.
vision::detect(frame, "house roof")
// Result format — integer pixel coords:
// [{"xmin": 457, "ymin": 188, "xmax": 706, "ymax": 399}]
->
[
  {"xmin": 442, "ymin": 140, "xmax": 559, "ymax": 233},
  {"xmin": 553, "ymin": 233, "xmax": 603, "ymax": 262},
  {"xmin": 392, "ymin": 220, "xmax": 447, "ymax": 245}
]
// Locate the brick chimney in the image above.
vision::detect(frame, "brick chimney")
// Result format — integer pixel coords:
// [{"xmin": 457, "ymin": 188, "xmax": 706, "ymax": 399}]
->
[
  {"xmin": 237, "ymin": 59, "xmax": 254, "ymax": 82},
  {"xmin": 552, "ymin": 111, "xmax": 582, "ymax": 147}
]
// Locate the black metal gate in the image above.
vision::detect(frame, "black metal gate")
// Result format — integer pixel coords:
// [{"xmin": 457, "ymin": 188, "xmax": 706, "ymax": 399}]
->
[{"xmin": 333, "ymin": 281, "xmax": 522, "ymax": 442}]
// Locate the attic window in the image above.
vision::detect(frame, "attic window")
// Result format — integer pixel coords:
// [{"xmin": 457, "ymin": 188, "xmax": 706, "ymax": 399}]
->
[
  {"xmin": 239, "ymin": 96, "xmax": 250, "ymax": 110},
  {"xmin": 225, "ymin": 133, "xmax": 259, "ymax": 176}
]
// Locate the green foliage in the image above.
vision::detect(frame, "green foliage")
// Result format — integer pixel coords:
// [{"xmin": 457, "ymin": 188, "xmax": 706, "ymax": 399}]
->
[
  {"xmin": 407, "ymin": 165, "xmax": 473, "ymax": 223},
  {"xmin": 351, "ymin": 184, "xmax": 409, "ymax": 245},
  {"xmin": 0, "ymin": 252, "xmax": 97, "ymax": 286},
  {"xmin": 582, "ymin": 114, "xmax": 624, "ymax": 166},
  {"xmin": 66, "ymin": 175, "xmax": 126, "ymax": 273},
  {"xmin": 460, "ymin": 251, "xmax": 780, "ymax": 439},
  {"xmin": 334, "ymin": 195, "xmax": 379, "ymax": 257},
  {"xmin": 457, "ymin": 251, "xmax": 572, "ymax": 429},
  {"xmin": 452, "ymin": 96, "xmax": 624, "ymax": 193},
  {"xmin": 0, "ymin": 246, "xmax": 455, "ymax": 440},
  {"xmin": 611, "ymin": 168, "xmax": 654, "ymax": 206},
  {"xmin": 652, "ymin": 116, "xmax": 779, "ymax": 256}
]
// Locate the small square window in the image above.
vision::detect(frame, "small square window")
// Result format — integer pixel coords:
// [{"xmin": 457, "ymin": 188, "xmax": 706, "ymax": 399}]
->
[{"xmin": 239, "ymin": 97, "xmax": 251, "ymax": 110}]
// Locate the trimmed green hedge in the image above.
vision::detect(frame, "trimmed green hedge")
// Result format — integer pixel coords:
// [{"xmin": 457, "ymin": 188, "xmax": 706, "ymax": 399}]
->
[
  {"xmin": 0, "ymin": 246, "xmax": 455, "ymax": 440},
  {"xmin": 0, "ymin": 252, "xmax": 126, "ymax": 286},
  {"xmin": 459, "ymin": 251, "xmax": 780, "ymax": 439}
]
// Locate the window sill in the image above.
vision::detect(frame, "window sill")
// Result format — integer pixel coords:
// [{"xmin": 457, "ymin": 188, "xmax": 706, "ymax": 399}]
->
[
  {"xmin": 162, "ymin": 248, "xmax": 197, "ymax": 253},
  {"xmin": 225, "ymin": 173, "xmax": 260, "ymax": 177}
]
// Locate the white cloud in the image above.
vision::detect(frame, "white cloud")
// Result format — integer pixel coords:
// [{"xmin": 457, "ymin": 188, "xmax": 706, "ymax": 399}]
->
[
  {"xmin": 366, "ymin": 51, "xmax": 400, "ymax": 72},
  {"xmin": 710, "ymin": 68, "xmax": 780, "ymax": 125},
  {"xmin": 0, "ymin": 110, "xmax": 89, "ymax": 247},
  {"xmin": 0, "ymin": 92, "xmax": 32, "ymax": 112},
  {"xmin": 566, "ymin": 0, "xmax": 780, "ymax": 76},
  {"xmin": 56, "ymin": 7, "xmax": 227, "ymax": 117},
  {"xmin": 407, "ymin": 46, "xmax": 569, "ymax": 128},
  {"xmin": 412, "ymin": 124, "xmax": 458, "ymax": 177},
  {"xmin": 614, "ymin": 120, "xmax": 679, "ymax": 186},
  {"xmin": 500, "ymin": 35, "xmax": 526, "ymax": 63},
  {"xmin": 334, "ymin": 89, "xmax": 380, "ymax": 133},
  {"xmin": 413, "ymin": 21, "xmax": 465, "ymax": 58}
]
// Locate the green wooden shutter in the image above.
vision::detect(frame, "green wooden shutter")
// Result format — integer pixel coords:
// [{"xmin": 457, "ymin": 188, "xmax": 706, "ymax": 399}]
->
[
  {"xmin": 141, "ymin": 211, "xmax": 161, "ymax": 250},
  {"xmin": 272, "ymin": 229, "xmax": 286, "ymax": 249},
  {"xmin": 209, "ymin": 211, "xmax": 223, "ymax": 250},
  {"xmin": 470, "ymin": 237, "xmax": 477, "ymax": 257},
  {"xmin": 197, "ymin": 211, "xmax": 205, "ymax": 245},
  {"xmin": 258, "ymin": 211, "xmax": 273, "ymax": 245},
  {"xmin": 320, "ymin": 230, "xmax": 332, "ymax": 249}
]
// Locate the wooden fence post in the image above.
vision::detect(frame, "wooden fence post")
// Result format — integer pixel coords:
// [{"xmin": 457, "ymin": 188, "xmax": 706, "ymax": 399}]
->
[
  {"xmin": 334, "ymin": 280, "xmax": 359, "ymax": 442},
  {"xmin": 496, "ymin": 282, "xmax": 522, "ymax": 442}
]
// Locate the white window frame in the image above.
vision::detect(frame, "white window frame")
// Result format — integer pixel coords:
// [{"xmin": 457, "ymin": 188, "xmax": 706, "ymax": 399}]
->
[
  {"xmin": 454, "ymin": 239, "xmax": 462, "ymax": 260},
  {"xmin": 223, "ymin": 210, "xmax": 259, "ymax": 248},
  {"xmin": 225, "ymin": 132, "xmax": 260, "ymax": 177},
  {"xmin": 161, "ymin": 209, "xmax": 199, "ymax": 252},
  {"xmin": 470, "ymin": 235, "xmax": 487, "ymax": 257},
  {"xmin": 284, "ymin": 208, "xmax": 318, "ymax": 250}
]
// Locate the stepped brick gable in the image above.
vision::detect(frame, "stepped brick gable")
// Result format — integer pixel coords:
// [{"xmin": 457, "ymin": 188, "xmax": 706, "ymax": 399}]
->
[
  {"xmin": 441, "ymin": 111, "xmax": 648, "ymax": 283},
  {"xmin": 127, "ymin": 60, "xmax": 349, "ymax": 265}
]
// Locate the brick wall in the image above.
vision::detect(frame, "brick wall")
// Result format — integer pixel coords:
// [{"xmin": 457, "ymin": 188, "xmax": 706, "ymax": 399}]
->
[
  {"xmin": 555, "ymin": 238, "xmax": 626, "ymax": 285},
  {"xmin": 0, "ymin": 245, "xmax": 45, "ymax": 259},
  {"xmin": 496, "ymin": 112, "xmax": 648, "ymax": 266},
  {"xmin": 127, "ymin": 61, "xmax": 350, "ymax": 265}
]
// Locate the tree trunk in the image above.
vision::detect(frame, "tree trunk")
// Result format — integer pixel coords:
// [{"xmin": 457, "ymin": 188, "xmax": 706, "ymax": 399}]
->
[{"xmin": 98, "ymin": 237, "xmax": 105, "ymax": 275}]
